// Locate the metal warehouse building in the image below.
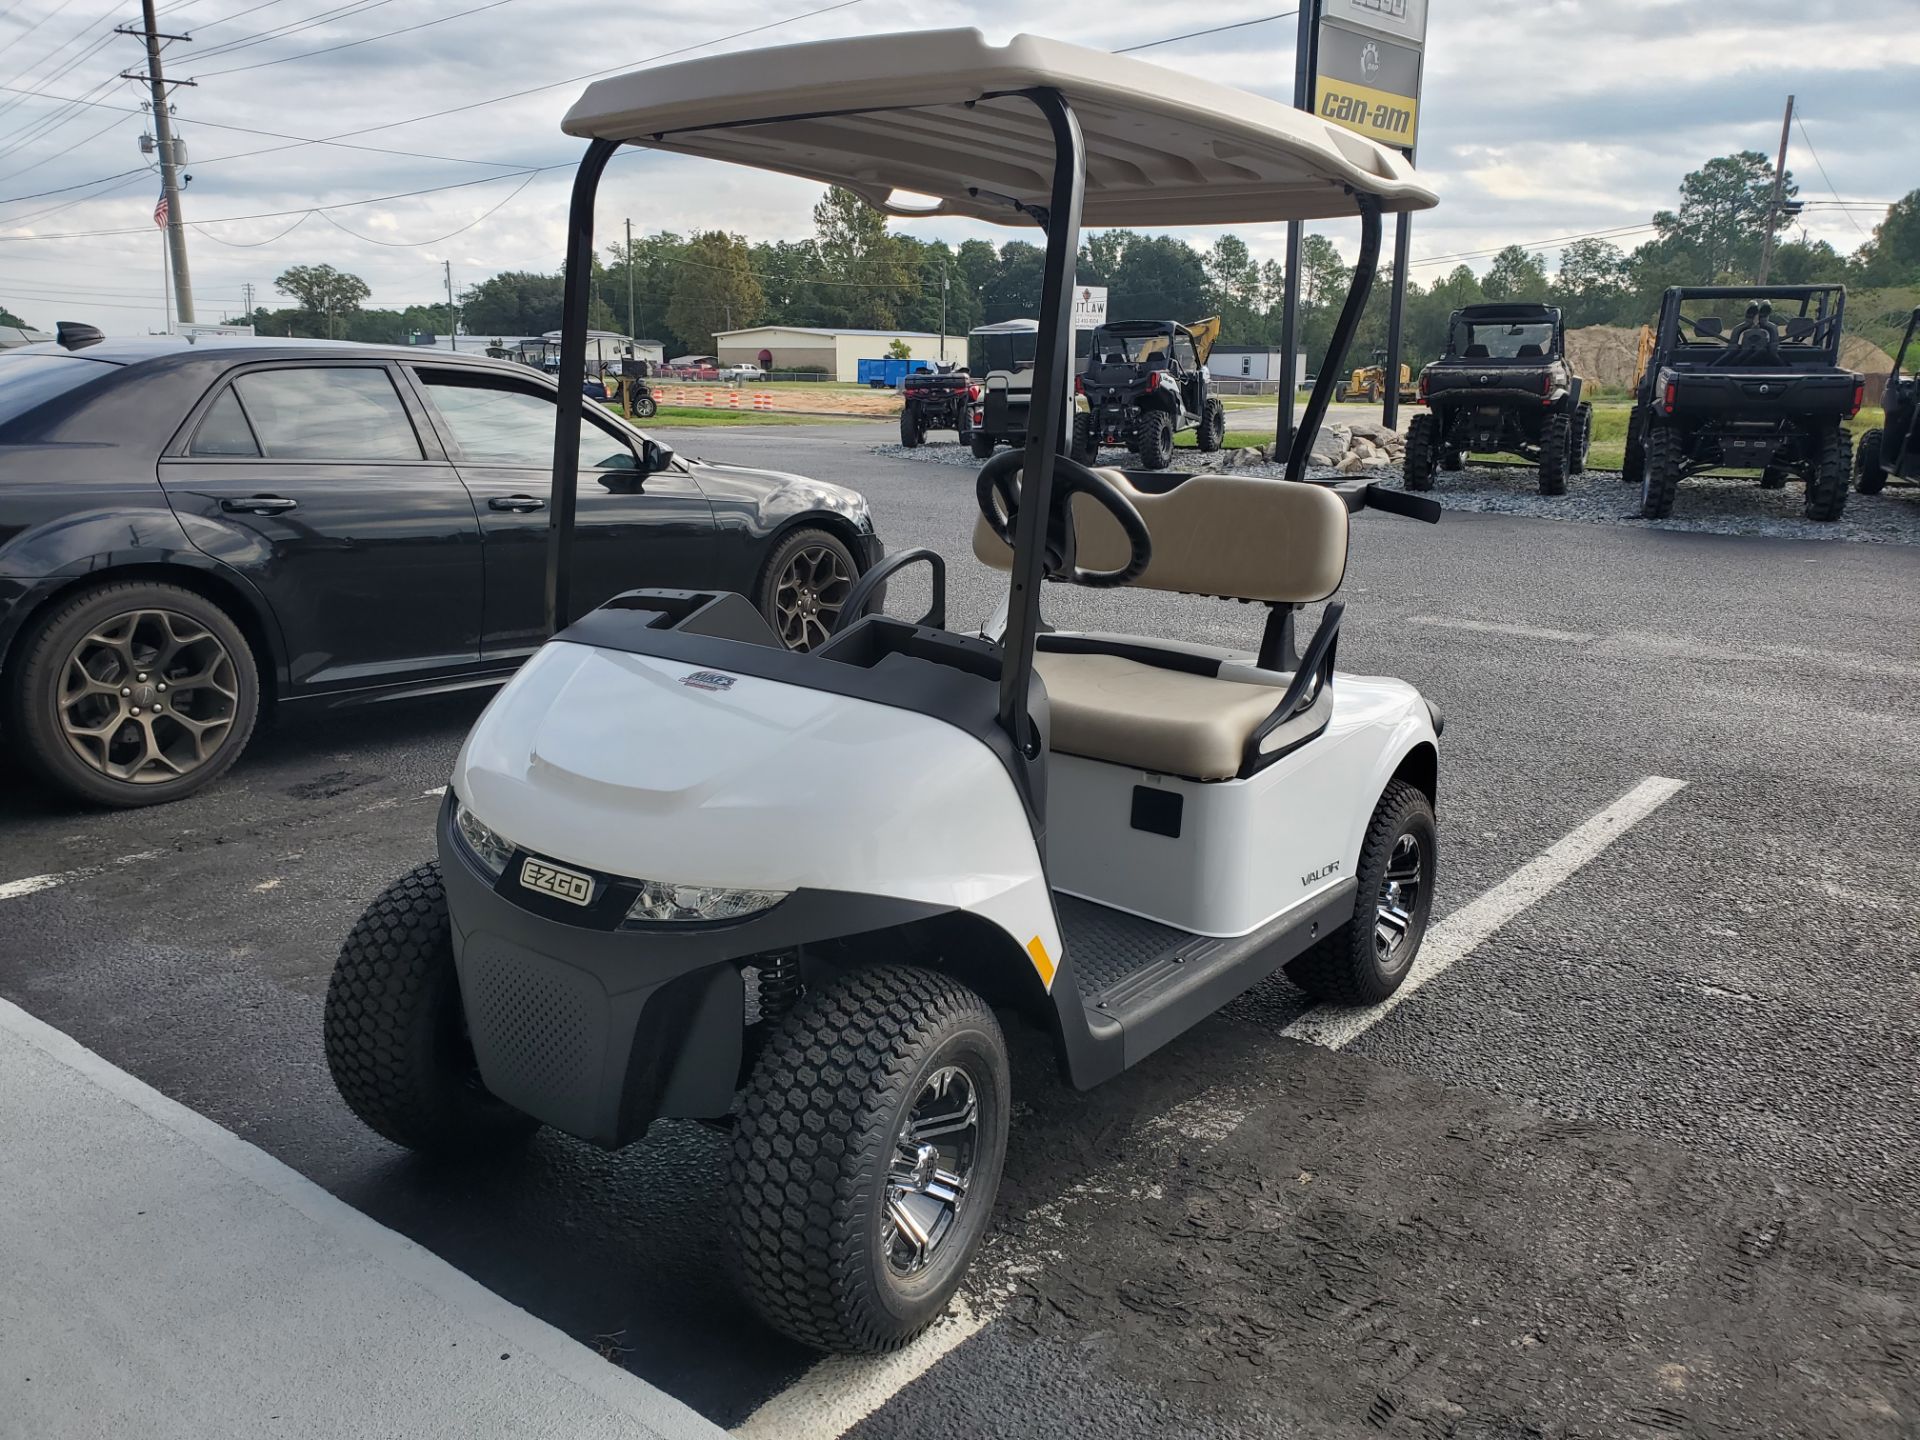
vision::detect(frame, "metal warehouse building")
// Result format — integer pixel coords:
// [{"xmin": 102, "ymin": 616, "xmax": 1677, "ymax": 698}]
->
[{"xmin": 713, "ymin": 325, "xmax": 965, "ymax": 382}]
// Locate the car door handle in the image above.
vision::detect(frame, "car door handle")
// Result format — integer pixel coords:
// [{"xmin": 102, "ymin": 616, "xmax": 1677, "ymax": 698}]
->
[
  {"xmin": 488, "ymin": 495, "xmax": 546, "ymax": 512},
  {"xmin": 220, "ymin": 495, "xmax": 298, "ymax": 514}
]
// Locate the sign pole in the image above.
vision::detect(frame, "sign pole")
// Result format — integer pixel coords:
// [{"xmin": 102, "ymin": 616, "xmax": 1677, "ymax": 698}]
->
[
  {"xmin": 1381, "ymin": 196, "xmax": 1411, "ymax": 431},
  {"xmin": 1275, "ymin": 0, "xmax": 1318, "ymax": 458}
]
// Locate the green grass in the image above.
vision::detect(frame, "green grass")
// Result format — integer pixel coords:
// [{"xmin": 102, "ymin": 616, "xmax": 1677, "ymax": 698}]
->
[
  {"xmin": 1173, "ymin": 429, "xmax": 1270, "ymax": 450},
  {"xmin": 624, "ymin": 404, "xmax": 862, "ymax": 427},
  {"xmin": 1461, "ymin": 400, "xmax": 1885, "ymax": 473}
]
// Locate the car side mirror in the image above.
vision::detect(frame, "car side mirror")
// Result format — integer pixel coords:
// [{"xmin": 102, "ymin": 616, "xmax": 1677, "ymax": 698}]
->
[
  {"xmin": 1784, "ymin": 316, "xmax": 1816, "ymax": 339},
  {"xmin": 642, "ymin": 438, "xmax": 675, "ymax": 473},
  {"xmin": 1693, "ymin": 317, "xmax": 1723, "ymax": 337}
]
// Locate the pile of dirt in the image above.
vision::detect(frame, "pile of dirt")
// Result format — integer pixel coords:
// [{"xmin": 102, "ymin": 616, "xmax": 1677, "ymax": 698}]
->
[
  {"xmin": 1565, "ymin": 325, "xmax": 1898, "ymax": 396},
  {"xmin": 650, "ymin": 382, "xmax": 899, "ymax": 417}
]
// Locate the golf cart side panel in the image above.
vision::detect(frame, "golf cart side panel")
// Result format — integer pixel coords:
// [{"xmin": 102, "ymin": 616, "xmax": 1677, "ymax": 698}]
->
[{"xmin": 1045, "ymin": 674, "xmax": 1437, "ymax": 939}]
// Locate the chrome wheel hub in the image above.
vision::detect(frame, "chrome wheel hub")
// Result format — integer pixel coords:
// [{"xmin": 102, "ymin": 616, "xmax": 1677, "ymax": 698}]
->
[
  {"xmin": 57, "ymin": 609, "xmax": 239, "ymax": 785},
  {"xmin": 1374, "ymin": 833, "xmax": 1424, "ymax": 971},
  {"xmin": 772, "ymin": 545, "xmax": 853, "ymax": 651},
  {"xmin": 883, "ymin": 1065, "xmax": 978, "ymax": 1276}
]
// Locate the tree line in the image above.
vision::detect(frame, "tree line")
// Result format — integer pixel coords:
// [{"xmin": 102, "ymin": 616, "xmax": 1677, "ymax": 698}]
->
[{"xmin": 236, "ymin": 152, "xmax": 1918, "ymax": 368}]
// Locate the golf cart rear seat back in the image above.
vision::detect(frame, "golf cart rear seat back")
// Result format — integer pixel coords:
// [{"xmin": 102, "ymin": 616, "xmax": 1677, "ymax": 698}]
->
[{"xmin": 324, "ymin": 26, "xmax": 1440, "ymax": 1357}]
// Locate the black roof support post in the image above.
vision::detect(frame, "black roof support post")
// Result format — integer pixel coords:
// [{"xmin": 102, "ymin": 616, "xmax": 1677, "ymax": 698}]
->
[
  {"xmin": 546, "ymin": 136, "xmax": 621, "ymax": 636},
  {"xmin": 1285, "ymin": 192, "xmax": 1382, "ymax": 485},
  {"xmin": 997, "ymin": 87, "xmax": 1085, "ymax": 791}
]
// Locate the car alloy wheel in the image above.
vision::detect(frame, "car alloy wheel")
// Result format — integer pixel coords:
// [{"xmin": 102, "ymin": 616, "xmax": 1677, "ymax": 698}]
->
[
  {"xmin": 56, "ymin": 608, "xmax": 240, "ymax": 785},
  {"xmin": 882, "ymin": 1064, "xmax": 979, "ymax": 1276},
  {"xmin": 1373, "ymin": 832, "xmax": 1424, "ymax": 974},
  {"xmin": 772, "ymin": 541, "xmax": 853, "ymax": 650}
]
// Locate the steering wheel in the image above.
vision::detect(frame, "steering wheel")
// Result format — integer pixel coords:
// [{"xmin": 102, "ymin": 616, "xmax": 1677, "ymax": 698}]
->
[{"xmin": 976, "ymin": 447, "xmax": 1152, "ymax": 588}]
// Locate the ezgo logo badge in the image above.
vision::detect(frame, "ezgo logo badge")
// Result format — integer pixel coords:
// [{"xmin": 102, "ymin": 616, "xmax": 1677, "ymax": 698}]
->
[{"xmin": 679, "ymin": 670, "xmax": 737, "ymax": 692}]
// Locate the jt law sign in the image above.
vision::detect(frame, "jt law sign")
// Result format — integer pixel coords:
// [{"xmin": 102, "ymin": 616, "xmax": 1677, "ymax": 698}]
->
[
  {"xmin": 1315, "ymin": 0, "xmax": 1429, "ymax": 154},
  {"xmin": 1071, "ymin": 286, "xmax": 1108, "ymax": 330}
]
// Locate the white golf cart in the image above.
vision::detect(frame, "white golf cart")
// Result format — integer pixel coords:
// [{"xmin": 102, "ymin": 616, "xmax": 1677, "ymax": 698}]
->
[{"xmin": 323, "ymin": 30, "xmax": 1441, "ymax": 1354}]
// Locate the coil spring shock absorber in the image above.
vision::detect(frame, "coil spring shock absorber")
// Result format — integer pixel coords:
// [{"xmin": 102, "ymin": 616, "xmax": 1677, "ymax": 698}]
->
[{"xmin": 754, "ymin": 948, "xmax": 803, "ymax": 1027}]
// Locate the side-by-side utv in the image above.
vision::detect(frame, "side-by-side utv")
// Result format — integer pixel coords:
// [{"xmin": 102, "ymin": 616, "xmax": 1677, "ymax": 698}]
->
[
  {"xmin": 321, "ymin": 29, "xmax": 1441, "ymax": 1356},
  {"xmin": 1074, "ymin": 317, "xmax": 1226, "ymax": 468},
  {"xmin": 1856, "ymin": 305, "xmax": 1918, "ymax": 493}
]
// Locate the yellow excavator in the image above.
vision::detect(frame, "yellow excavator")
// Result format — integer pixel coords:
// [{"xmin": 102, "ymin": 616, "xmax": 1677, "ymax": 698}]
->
[{"xmin": 1338, "ymin": 353, "xmax": 1418, "ymax": 403}]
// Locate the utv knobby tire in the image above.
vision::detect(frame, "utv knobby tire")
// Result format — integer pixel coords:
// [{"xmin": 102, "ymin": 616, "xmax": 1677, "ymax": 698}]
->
[
  {"xmin": 323, "ymin": 862, "xmax": 539, "ymax": 1156},
  {"xmin": 899, "ymin": 408, "xmax": 924, "ymax": 448},
  {"xmin": 1854, "ymin": 428, "xmax": 1886, "ymax": 495},
  {"xmin": 1070, "ymin": 413, "xmax": 1098, "ymax": 465},
  {"xmin": 1804, "ymin": 427, "xmax": 1850, "ymax": 522},
  {"xmin": 729, "ymin": 965, "xmax": 1010, "ymax": 1353},
  {"xmin": 1196, "ymin": 397, "xmax": 1227, "ymax": 453},
  {"xmin": 6, "ymin": 579, "xmax": 260, "ymax": 808},
  {"xmin": 1286, "ymin": 780, "xmax": 1436, "ymax": 1006},
  {"xmin": 1402, "ymin": 413, "xmax": 1437, "ymax": 491},
  {"xmin": 1757, "ymin": 466, "xmax": 1789, "ymax": 490},
  {"xmin": 1537, "ymin": 411, "xmax": 1572, "ymax": 496},
  {"xmin": 970, "ymin": 431, "xmax": 998, "ymax": 461},
  {"xmin": 1439, "ymin": 446, "xmax": 1464, "ymax": 472},
  {"xmin": 1621, "ymin": 405, "xmax": 1647, "ymax": 482},
  {"xmin": 1640, "ymin": 425, "xmax": 1683, "ymax": 518},
  {"xmin": 1135, "ymin": 411, "xmax": 1174, "ymax": 470},
  {"xmin": 1570, "ymin": 402, "xmax": 1593, "ymax": 475}
]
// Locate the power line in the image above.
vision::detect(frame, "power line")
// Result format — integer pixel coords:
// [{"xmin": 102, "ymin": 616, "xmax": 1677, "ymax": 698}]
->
[
  {"xmin": 1115, "ymin": 10, "xmax": 1298, "ymax": 55},
  {"xmin": 1409, "ymin": 222, "xmax": 1661, "ymax": 269},
  {"xmin": 186, "ymin": 0, "xmax": 400, "ymax": 62},
  {"xmin": 192, "ymin": 0, "xmax": 519, "ymax": 79},
  {"xmin": 313, "ymin": 168, "xmax": 540, "ymax": 245},
  {"xmin": 193, "ymin": 0, "xmax": 302, "ymax": 34},
  {"xmin": 1793, "ymin": 114, "xmax": 1869, "ymax": 240}
]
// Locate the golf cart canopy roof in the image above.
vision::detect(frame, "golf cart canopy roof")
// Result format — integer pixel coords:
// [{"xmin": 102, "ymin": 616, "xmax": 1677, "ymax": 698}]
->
[
  {"xmin": 1456, "ymin": 302, "xmax": 1558, "ymax": 322},
  {"xmin": 561, "ymin": 29, "xmax": 1437, "ymax": 227},
  {"xmin": 1094, "ymin": 319, "xmax": 1194, "ymax": 335}
]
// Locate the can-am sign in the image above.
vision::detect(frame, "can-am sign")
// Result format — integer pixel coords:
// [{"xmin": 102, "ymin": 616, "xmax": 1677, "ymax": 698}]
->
[
  {"xmin": 1071, "ymin": 286, "xmax": 1107, "ymax": 330},
  {"xmin": 1315, "ymin": 0, "xmax": 1428, "ymax": 153}
]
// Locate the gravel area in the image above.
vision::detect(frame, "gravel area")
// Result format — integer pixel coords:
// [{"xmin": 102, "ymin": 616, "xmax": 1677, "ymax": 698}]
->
[{"xmin": 874, "ymin": 441, "xmax": 1920, "ymax": 546}]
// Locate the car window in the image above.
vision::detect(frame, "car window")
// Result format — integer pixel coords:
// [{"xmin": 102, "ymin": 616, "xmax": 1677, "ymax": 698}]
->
[
  {"xmin": 0, "ymin": 353, "xmax": 117, "ymax": 429},
  {"xmin": 232, "ymin": 367, "xmax": 423, "ymax": 460},
  {"xmin": 419, "ymin": 373, "xmax": 636, "ymax": 472},
  {"xmin": 190, "ymin": 387, "xmax": 260, "ymax": 457}
]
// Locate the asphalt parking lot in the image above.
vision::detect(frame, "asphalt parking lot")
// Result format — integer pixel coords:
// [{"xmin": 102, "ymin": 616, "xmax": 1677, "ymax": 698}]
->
[{"xmin": 3, "ymin": 420, "xmax": 1916, "ymax": 1437}]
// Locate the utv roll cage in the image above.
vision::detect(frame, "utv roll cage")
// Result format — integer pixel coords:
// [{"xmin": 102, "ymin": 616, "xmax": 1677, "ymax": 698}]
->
[
  {"xmin": 1656, "ymin": 284, "xmax": 1846, "ymax": 365},
  {"xmin": 539, "ymin": 29, "xmax": 1435, "ymax": 779}
]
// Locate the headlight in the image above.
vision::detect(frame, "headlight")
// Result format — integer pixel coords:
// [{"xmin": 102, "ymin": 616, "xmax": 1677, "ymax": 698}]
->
[
  {"xmin": 626, "ymin": 880, "xmax": 789, "ymax": 924},
  {"xmin": 453, "ymin": 798, "xmax": 514, "ymax": 878}
]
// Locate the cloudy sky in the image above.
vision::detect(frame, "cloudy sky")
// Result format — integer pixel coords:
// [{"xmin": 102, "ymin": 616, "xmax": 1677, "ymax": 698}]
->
[{"xmin": 0, "ymin": 0, "xmax": 1911, "ymax": 334}]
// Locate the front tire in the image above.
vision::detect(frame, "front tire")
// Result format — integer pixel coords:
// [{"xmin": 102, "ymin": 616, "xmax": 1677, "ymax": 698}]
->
[
  {"xmin": 1196, "ymin": 396, "xmax": 1227, "ymax": 453},
  {"xmin": 1402, "ymin": 412, "xmax": 1437, "ymax": 490},
  {"xmin": 757, "ymin": 527, "xmax": 858, "ymax": 651},
  {"xmin": 1758, "ymin": 465, "xmax": 1789, "ymax": 490},
  {"xmin": 1640, "ymin": 425, "xmax": 1683, "ymax": 518},
  {"xmin": 632, "ymin": 393, "xmax": 658, "ymax": 419},
  {"xmin": 1569, "ymin": 402, "xmax": 1593, "ymax": 475},
  {"xmin": 1286, "ymin": 780, "xmax": 1436, "ymax": 1006},
  {"xmin": 1622, "ymin": 404, "xmax": 1647, "ymax": 482},
  {"xmin": 1804, "ymin": 427, "xmax": 1850, "ymax": 522},
  {"xmin": 970, "ymin": 431, "xmax": 997, "ymax": 461},
  {"xmin": 729, "ymin": 965, "xmax": 1010, "ymax": 1353},
  {"xmin": 1135, "ymin": 410, "xmax": 1174, "ymax": 470},
  {"xmin": 6, "ymin": 579, "xmax": 260, "ymax": 808},
  {"xmin": 1070, "ymin": 413, "xmax": 1097, "ymax": 465},
  {"xmin": 1538, "ymin": 411, "xmax": 1572, "ymax": 495},
  {"xmin": 899, "ymin": 407, "xmax": 924, "ymax": 448},
  {"xmin": 323, "ymin": 862, "xmax": 539, "ymax": 1156},
  {"xmin": 1854, "ymin": 428, "xmax": 1886, "ymax": 495}
]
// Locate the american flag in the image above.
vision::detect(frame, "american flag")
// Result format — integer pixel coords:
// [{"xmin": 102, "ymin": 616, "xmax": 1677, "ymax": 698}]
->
[{"xmin": 153, "ymin": 189, "xmax": 168, "ymax": 229}]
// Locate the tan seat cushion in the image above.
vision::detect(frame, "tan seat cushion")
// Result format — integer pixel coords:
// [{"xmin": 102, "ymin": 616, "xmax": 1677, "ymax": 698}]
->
[
  {"xmin": 1035, "ymin": 650, "xmax": 1291, "ymax": 780},
  {"xmin": 974, "ymin": 468, "xmax": 1349, "ymax": 604}
]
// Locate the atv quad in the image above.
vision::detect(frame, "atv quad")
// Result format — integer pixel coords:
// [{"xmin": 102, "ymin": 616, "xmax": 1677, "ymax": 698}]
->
[
  {"xmin": 1855, "ymin": 304, "xmax": 1918, "ymax": 494},
  {"xmin": 1624, "ymin": 285, "xmax": 1864, "ymax": 521},
  {"xmin": 1075, "ymin": 317, "xmax": 1226, "ymax": 469},
  {"xmin": 898, "ymin": 364, "xmax": 978, "ymax": 448},
  {"xmin": 1404, "ymin": 302, "xmax": 1590, "ymax": 495}
]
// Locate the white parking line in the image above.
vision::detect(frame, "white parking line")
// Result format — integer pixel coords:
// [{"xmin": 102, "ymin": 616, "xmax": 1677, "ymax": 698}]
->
[
  {"xmin": 1404, "ymin": 615, "xmax": 1599, "ymax": 644},
  {"xmin": 0, "ymin": 850, "xmax": 166, "ymax": 903},
  {"xmin": 730, "ymin": 1299, "xmax": 988, "ymax": 1440},
  {"xmin": 1284, "ymin": 775, "xmax": 1688, "ymax": 1050}
]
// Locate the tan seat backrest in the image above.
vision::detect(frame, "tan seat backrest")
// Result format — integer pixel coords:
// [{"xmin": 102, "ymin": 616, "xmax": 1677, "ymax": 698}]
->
[{"xmin": 971, "ymin": 466, "xmax": 1349, "ymax": 604}]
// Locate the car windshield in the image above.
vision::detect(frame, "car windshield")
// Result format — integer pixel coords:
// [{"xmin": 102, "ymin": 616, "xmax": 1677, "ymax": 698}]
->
[
  {"xmin": 0, "ymin": 352, "xmax": 117, "ymax": 428},
  {"xmin": 1456, "ymin": 322, "xmax": 1554, "ymax": 360},
  {"xmin": 1089, "ymin": 329, "xmax": 1174, "ymax": 364}
]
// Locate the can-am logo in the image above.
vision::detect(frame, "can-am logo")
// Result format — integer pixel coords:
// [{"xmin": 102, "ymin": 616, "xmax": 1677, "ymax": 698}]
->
[
  {"xmin": 679, "ymin": 670, "xmax": 736, "ymax": 692},
  {"xmin": 1301, "ymin": 860, "xmax": 1341, "ymax": 885},
  {"xmin": 1360, "ymin": 41, "xmax": 1381, "ymax": 78}
]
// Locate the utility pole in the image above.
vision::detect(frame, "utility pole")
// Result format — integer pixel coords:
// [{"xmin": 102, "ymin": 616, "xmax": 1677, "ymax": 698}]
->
[
  {"xmin": 940, "ymin": 251, "xmax": 949, "ymax": 362},
  {"xmin": 121, "ymin": 0, "xmax": 195, "ymax": 326},
  {"xmin": 1275, "ymin": 1, "xmax": 1319, "ymax": 456},
  {"xmin": 443, "ymin": 259, "xmax": 456, "ymax": 350},
  {"xmin": 1757, "ymin": 94, "xmax": 1794, "ymax": 285},
  {"xmin": 625, "ymin": 217, "xmax": 636, "ymax": 340},
  {"xmin": 240, "ymin": 280, "xmax": 254, "ymax": 317}
]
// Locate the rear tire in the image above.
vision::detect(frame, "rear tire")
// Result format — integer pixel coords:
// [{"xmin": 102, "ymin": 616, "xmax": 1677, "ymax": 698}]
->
[
  {"xmin": 1286, "ymin": 780, "xmax": 1436, "ymax": 1006},
  {"xmin": 1538, "ymin": 411, "xmax": 1572, "ymax": 495},
  {"xmin": 1640, "ymin": 425, "xmax": 1683, "ymax": 518},
  {"xmin": 969, "ymin": 431, "xmax": 997, "ymax": 461},
  {"xmin": 1569, "ymin": 402, "xmax": 1593, "ymax": 475},
  {"xmin": 898, "ymin": 407, "xmax": 924, "ymax": 448},
  {"xmin": 1196, "ymin": 396, "xmax": 1227, "ymax": 453},
  {"xmin": 729, "ymin": 965, "xmax": 1010, "ymax": 1353},
  {"xmin": 1135, "ymin": 410, "xmax": 1174, "ymax": 470},
  {"xmin": 1854, "ymin": 428, "xmax": 1886, "ymax": 495},
  {"xmin": 1622, "ymin": 405, "xmax": 1647, "ymax": 481},
  {"xmin": 6, "ymin": 579, "xmax": 260, "ymax": 808},
  {"xmin": 1070, "ymin": 412, "xmax": 1097, "ymax": 465},
  {"xmin": 1804, "ymin": 427, "xmax": 1850, "ymax": 522},
  {"xmin": 323, "ymin": 862, "xmax": 539, "ymax": 1156},
  {"xmin": 632, "ymin": 393, "xmax": 657, "ymax": 420},
  {"xmin": 1758, "ymin": 465, "xmax": 1789, "ymax": 490},
  {"xmin": 1402, "ymin": 413, "xmax": 1437, "ymax": 490}
]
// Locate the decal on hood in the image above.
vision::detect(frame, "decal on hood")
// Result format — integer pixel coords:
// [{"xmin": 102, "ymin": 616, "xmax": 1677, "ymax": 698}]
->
[{"xmin": 679, "ymin": 670, "xmax": 737, "ymax": 692}]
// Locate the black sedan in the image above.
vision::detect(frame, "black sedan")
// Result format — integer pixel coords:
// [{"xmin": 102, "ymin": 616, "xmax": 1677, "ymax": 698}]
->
[{"xmin": 0, "ymin": 331, "xmax": 880, "ymax": 807}]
